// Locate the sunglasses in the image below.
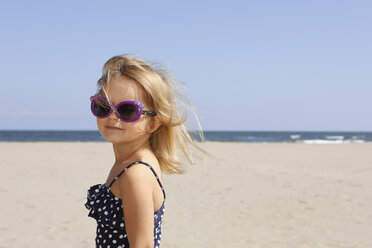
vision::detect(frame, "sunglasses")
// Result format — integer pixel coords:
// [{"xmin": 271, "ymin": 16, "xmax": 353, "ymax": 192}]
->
[{"xmin": 90, "ymin": 95, "xmax": 157, "ymax": 122}]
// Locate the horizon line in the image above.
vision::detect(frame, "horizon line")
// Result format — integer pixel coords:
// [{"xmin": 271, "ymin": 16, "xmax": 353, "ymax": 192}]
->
[{"xmin": 1, "ymin": 129, "xmax": 372, "ymax": 133}]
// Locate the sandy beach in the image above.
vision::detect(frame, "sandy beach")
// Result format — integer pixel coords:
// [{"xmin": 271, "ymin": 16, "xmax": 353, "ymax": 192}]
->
[{"xmin": 0, "ymin": 141, "xmax": 371, "ymax": 248}]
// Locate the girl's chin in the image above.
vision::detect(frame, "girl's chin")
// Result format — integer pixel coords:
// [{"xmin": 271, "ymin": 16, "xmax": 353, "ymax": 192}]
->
[
  {"xmin": 101, "ymin": 132, "xmax": 124, "ymax": 141},
  {"xmin": 101, "ymin": 133, "xmax": 134, "ymax": 144}
]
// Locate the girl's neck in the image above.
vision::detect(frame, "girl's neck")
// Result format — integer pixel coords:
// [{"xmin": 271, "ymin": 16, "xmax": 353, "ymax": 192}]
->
[{"xmin": 112, "ymin": 139, "xmax": 153, "ymax": 166}]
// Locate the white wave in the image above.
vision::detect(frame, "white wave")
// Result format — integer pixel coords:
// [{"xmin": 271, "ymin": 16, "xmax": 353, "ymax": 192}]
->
[
  {"xmin": 300, "ymin": 139, "xmax": 366, "ymax": 144},
  {"xmin": 290, "ymin": 135, "xmax": 301, "ymax": 139},
  {"xmin": 325, "ymin": 136, "xmax": 344, "ymax": 140}
]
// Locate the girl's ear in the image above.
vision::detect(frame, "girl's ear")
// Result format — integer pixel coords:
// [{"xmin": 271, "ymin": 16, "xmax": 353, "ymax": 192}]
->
[{"xmin": 148, "ymin": 116, "xmax": 161, "ymax": 134}]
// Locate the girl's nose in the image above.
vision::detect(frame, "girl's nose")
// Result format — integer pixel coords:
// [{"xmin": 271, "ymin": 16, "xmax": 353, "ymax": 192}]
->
[{"xmin": 108, "ymin": 107, "xmax": 120, "ymax": 120}]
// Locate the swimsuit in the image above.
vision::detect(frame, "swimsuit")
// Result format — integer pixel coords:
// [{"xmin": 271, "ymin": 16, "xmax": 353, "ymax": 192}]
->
[{"xmin": 85, "ymin": 161, "xmax": 166, "ymax": 248}]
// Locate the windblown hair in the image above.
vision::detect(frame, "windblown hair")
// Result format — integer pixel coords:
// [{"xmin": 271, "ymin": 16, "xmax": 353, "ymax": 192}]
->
[{"xmin": 95, "ymin": 55, "xmax": 206, "ymax": 174}]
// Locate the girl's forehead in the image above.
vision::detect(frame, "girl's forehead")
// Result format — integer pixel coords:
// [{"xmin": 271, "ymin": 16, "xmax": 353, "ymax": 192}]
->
[{"xmin": 102, "ymin": 75, "xmax": 147, "ymax": 104}]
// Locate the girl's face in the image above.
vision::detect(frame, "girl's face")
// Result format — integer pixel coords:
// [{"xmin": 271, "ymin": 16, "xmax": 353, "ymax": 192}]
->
[{"xmin": 96, "ymin": 75, "xmax": 154, "ymax": 145}]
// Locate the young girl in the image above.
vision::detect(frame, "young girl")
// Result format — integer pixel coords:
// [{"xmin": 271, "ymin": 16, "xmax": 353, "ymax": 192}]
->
[{"xmin": 84, "ymin": 55, "xmax": 205, "ymax": 248}]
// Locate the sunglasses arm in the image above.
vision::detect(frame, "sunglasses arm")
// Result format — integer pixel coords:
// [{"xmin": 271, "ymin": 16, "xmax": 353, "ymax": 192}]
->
[{"xmin": 142, "ymin": 110, "xmax": 157, "ymax": 117}]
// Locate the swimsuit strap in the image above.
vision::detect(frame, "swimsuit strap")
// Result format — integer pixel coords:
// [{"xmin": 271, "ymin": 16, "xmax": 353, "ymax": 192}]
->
[{"xmin": 108, "ymin": 161, "xmax": 166, "ymax": 200}]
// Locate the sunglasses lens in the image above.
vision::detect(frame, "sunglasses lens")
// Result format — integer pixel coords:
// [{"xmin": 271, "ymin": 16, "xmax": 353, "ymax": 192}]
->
[
  {"xmin": 117, "ymin": 103, "xmax": 138, "ymax": 120},
  {"xmin": 93, "ymin": 99, "xmax": 111, "ymax": 117}
]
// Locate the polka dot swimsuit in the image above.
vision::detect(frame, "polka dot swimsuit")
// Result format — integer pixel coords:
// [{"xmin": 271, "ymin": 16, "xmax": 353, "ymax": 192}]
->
[{"xmin": 85, "ymin": 161, "xmax": 166, "ymax": 248}]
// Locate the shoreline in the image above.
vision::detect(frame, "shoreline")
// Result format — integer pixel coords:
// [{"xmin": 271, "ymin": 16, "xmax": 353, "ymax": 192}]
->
[{"xmin": 1, "ymin": 140, "xmax": 371, "ymax": 144}]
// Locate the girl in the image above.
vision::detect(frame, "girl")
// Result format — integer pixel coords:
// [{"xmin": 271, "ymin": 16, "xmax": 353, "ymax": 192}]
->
[{"xmin": 85, "ymin": 55, "xmax": 205, "ymax": 248}]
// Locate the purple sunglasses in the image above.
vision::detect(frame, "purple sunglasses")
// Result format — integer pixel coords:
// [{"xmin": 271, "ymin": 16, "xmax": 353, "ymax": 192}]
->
[{"xmin": 90, "ymin": 95, "xmax": 157, "ymax": 122}]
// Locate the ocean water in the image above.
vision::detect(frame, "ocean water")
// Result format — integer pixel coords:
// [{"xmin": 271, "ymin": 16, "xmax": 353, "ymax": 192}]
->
[{"xmin": 0, "ymin": 130, "xmax": 371, "ymax": 143}]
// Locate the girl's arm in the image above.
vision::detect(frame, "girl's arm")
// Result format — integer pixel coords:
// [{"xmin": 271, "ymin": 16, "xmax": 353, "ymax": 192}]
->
[{"xmin": 118, "ymin": 163, "xmax": 156, "ymax": 248}]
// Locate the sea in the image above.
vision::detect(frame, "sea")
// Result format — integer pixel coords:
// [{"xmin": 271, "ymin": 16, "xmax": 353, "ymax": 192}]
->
[{"xmin": 0, "ymin": 130, "xmax": 371, "ymax": 143}]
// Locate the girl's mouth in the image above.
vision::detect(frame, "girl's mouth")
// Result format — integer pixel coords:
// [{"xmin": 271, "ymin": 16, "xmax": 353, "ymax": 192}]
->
[{"xmin": 105, "ymin": 126, "xmax": 122, "ymax": 130}]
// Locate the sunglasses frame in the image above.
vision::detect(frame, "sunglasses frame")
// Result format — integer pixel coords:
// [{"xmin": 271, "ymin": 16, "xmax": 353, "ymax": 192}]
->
[{"xmin": 90, "ymin": 95, "xmax": 156, "ymax": 122}]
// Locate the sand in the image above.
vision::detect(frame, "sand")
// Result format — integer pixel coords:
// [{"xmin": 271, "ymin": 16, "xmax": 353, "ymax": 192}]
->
[{"xmin": 0, "ymin": 141, "xmax": 371, "ymax": 248}]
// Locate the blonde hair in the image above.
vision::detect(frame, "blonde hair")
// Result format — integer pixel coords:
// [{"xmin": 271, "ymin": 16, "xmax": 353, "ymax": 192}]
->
[{"xmin": 95, "ymin": 55, "xmax": 206, "ymax": 174}]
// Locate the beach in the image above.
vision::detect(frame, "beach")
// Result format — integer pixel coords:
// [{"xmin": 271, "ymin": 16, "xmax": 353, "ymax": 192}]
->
[{"xmin": 0, "ymin": 141, "xmax": 371, "ymax": 248}]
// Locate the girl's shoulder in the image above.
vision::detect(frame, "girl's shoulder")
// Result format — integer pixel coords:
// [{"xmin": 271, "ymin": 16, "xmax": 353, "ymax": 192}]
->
[
  {"xmin": 116, "ymin": 160, "xmax": 164, "ymax": 200},
  {"xmin": 125, "ymin": 159, "xmax": 162, "ymax": 181},
  {"xmin": 126, "ymin": 154, "xmax": 162, "ymax": 175}
]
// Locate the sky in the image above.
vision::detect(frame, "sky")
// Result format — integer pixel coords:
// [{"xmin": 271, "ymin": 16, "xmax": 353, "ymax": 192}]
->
[{"xmin": 0, "ymin": 0, "xmax": 371, "ymax": 131}]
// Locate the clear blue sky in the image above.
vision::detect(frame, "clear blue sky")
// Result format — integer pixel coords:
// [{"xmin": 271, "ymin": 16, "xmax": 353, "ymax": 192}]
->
[{"xmin": 1, "ymin": 0, "xmax": 371, "ymax": 131}]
